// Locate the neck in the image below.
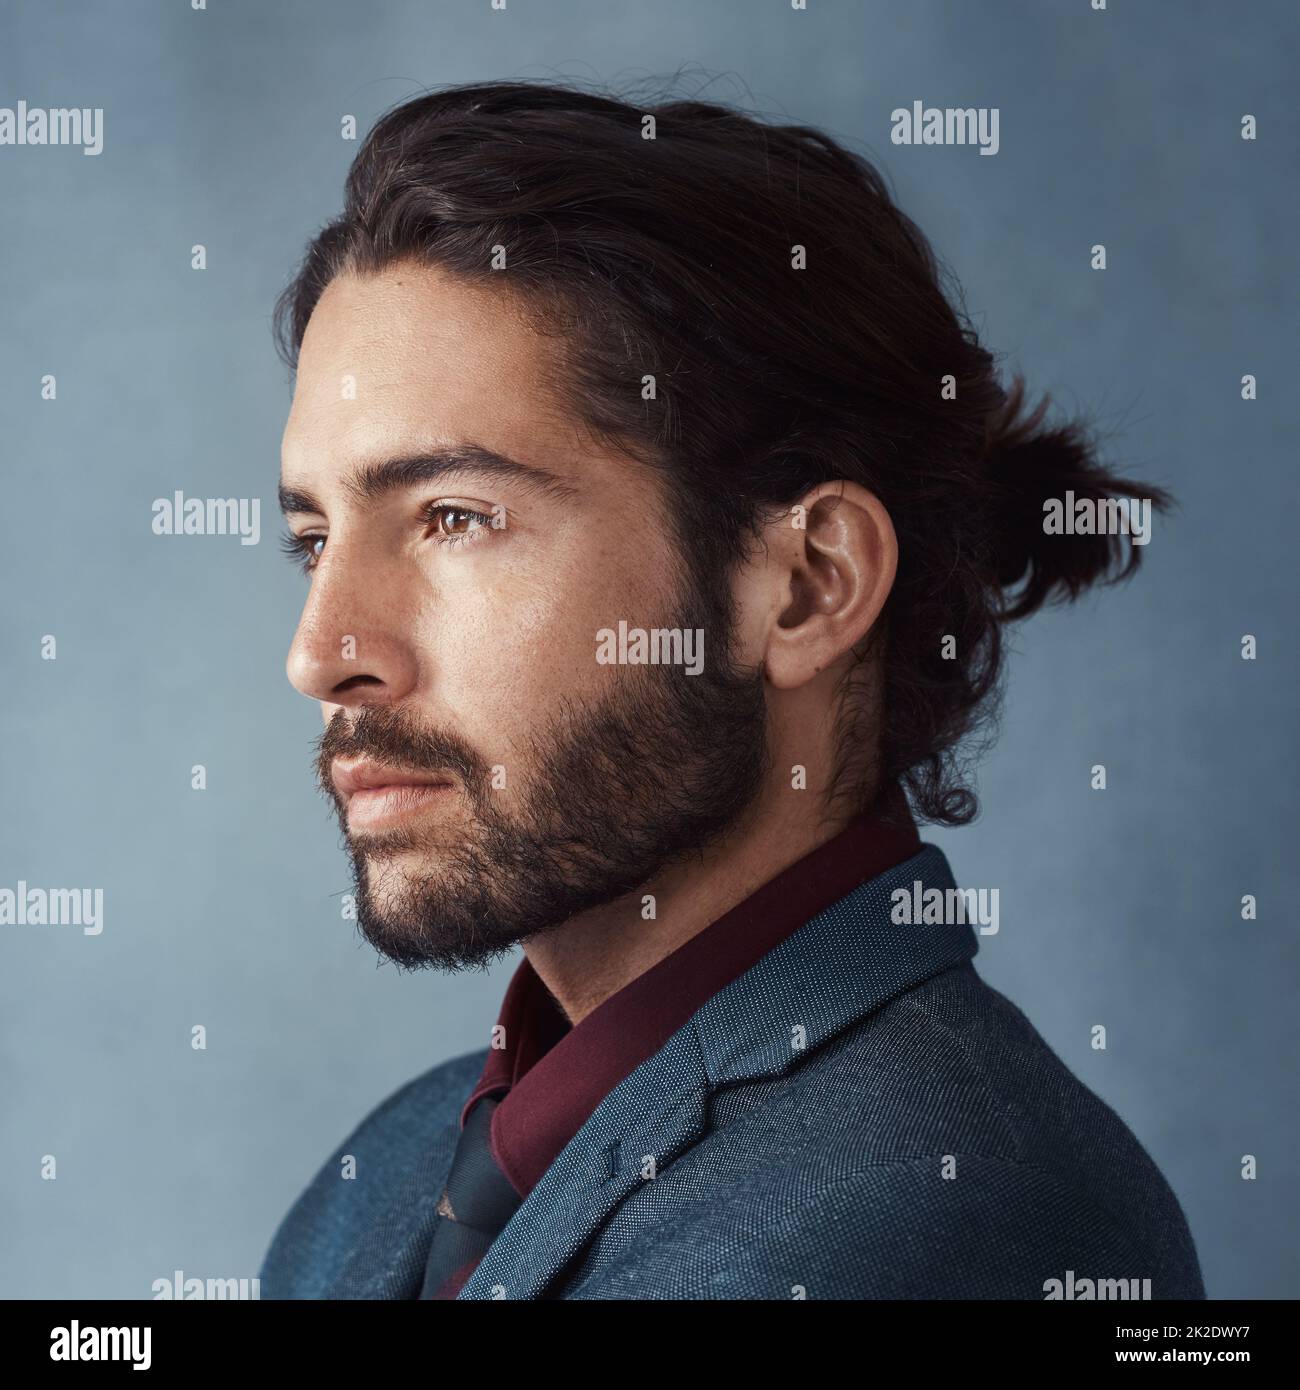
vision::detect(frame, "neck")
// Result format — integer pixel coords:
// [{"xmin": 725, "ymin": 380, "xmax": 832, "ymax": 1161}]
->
[{"xmin": 522, "ymin": 793, "xmax": 849, "ymax": 1026}]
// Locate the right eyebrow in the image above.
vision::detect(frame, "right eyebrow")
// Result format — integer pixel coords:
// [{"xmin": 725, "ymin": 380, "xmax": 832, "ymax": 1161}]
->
[{"xmin": 277, "ymin": 485, "xmax": 324, "ymax": 516}]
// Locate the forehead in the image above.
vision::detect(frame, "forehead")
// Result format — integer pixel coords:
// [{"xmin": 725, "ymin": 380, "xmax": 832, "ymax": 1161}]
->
[{"xmin": 281, "ymin": 261, "xmax": 581, "ymax": 482}]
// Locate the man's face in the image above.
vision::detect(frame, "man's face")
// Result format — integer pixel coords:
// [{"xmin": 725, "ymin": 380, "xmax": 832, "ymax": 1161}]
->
[{"xmin": 280, "ymin": 261, "xmax": 767, "ymax": 971}]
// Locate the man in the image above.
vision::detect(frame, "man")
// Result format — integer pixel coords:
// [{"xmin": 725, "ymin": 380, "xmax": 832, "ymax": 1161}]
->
[{"xmin": 260, "ymin": 81, "xmax": 1203, "ymax": 1299}]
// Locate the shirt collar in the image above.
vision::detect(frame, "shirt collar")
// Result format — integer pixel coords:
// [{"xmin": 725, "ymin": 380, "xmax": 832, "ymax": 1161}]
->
[{"xmin": 462, "ymin": 788, "xmax": 921, "ymax": 1197}]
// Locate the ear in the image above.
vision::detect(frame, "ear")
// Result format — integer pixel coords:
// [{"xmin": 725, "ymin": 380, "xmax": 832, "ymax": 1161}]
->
[{"xmin": 763, "ymin": 482, "xmax": 897, "ymax": 691}]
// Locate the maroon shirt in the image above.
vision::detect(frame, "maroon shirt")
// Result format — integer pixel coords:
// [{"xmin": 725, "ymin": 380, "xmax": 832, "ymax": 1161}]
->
[{"xmin": 460, "ymin": 793, "xmax": 921, "ymax": 1200}]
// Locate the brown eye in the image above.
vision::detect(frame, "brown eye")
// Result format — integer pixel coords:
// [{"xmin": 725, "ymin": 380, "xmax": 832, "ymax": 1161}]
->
[
  {"xmin": 426, "ymin": 504, "xmax": 492, "ymax": 540},
  {"xmin": 280, "ymin": 530, "xmax": 326, "ymax": 574},
  {"xmin": 441, "ymin": 508, "xmax": 477, "ymax": 534}
]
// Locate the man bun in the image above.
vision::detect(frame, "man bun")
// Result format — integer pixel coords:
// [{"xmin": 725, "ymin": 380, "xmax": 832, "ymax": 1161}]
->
[{"xmin": 983, "ymin": 378, "xmax": 1172, "ymax": 622}]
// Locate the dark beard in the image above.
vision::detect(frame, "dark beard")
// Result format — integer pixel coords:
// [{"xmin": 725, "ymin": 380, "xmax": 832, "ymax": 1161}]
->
[{"xmin": 314, "ymin": 594, "xmax": 769, "ymax": 973}]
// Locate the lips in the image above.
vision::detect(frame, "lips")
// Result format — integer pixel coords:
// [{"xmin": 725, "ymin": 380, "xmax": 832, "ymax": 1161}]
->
[
  {"xmin": 330, "ymin": 760, "xmax": 454, "ymax": 831},
  {"xmin": 331, "ymin": 760, "xmax": 452, "ymax": 799}
]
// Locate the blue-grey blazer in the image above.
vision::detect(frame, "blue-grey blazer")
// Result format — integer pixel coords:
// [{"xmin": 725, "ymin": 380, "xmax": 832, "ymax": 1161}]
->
[{"xmin": 259, "ymin": 845, "xmax": 1205, "ymax": 1299}]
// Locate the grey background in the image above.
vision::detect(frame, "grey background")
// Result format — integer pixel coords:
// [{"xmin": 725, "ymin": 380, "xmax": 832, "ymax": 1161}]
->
[{"xmin": 1, "ymin": 0, "xmax": 1296, "ymax": 1300}]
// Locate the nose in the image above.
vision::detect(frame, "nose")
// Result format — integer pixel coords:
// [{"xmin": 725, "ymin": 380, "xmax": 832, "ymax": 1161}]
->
[{"xmin": 285, "ymin": 541, "xmax": 420, "ymax": 710}]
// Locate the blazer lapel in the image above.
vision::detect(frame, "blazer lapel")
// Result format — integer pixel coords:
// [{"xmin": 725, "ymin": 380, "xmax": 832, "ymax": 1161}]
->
[
  {"xmin": 458, "ymin": 843, "xmax": 975, "ymax": 1300},
  {"xmin": 457, "ymin": 1022, "xmax": 712, "ymax": 1300},
  {"xmin": 328, "ymin": 1129, "xmax": 458, "ymax": 1299}
]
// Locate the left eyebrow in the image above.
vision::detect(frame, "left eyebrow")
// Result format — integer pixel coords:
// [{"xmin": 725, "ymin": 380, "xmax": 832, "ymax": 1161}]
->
[{"xmin": 278, "ymin": 443, "xmax": 579, "ymax": 517}]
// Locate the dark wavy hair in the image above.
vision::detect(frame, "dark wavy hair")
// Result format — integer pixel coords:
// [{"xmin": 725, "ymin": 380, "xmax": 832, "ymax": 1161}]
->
[{"xmin": 274, "ymin": 79, "xmax": 1170, "ymax": 826}]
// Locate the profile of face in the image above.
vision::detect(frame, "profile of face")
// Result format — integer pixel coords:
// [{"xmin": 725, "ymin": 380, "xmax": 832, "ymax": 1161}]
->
[{"xmin": 280, "ymin": 262, "xmax": 768, "ymax": 971}]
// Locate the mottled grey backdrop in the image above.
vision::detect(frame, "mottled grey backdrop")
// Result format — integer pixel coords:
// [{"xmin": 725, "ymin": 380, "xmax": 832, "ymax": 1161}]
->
[{"xmin": 1, "ymin": 0, "xmax": 1296, "ymax": 1299}]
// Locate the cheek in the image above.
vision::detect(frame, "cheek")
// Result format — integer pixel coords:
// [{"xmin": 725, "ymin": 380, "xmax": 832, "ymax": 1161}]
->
[
  {"xmin": 421, "ymin": 542, "xmax": 663, "ymax": 726},
  {"xmin": 410, "ymin": 569, "xmax": 587, "ymax": 725}
]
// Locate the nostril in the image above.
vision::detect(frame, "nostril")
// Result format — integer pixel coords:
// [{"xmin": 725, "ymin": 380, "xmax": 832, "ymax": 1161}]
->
[{"xmin": 333, "ymin": 674, "xmax": 384, "ymax": 696}]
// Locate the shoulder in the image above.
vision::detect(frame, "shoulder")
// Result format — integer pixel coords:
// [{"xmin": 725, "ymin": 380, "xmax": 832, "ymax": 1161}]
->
[
  {"xmin": 573, "ymin": 963, "xmax": 1204, "ymax": 1299},
  {"xmin": 259, "ymin": 1048, "xmax": 486, "ymax": 1298},
  {"xmin": 794, "ymin": 963, "xmax": 1205, "ymax": 1296},
  {"xmin": 702, "ymin": 1151, "xmax": 1201, "ymax": 1300}
]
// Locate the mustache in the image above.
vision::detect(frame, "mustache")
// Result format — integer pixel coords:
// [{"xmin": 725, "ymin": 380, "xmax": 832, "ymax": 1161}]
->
[{"xmin": 315, "ymin": 706, "xmax": 487, "ymax": 802}]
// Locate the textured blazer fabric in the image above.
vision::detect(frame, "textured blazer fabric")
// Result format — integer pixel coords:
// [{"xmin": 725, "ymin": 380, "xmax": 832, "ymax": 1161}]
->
[{"xmin": 260, "ymin": 846, "xmax": 1205, "ymax": 1300}]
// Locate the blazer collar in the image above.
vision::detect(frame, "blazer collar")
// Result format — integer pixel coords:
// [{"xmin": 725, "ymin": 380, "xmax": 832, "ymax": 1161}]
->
[
  {"xmin": 458, "ymin": 842, "xmax": 975, "ymax": 1299},
  {"xmin": 473, "ymin": 804, "xmax": 921, "ymax": 1197}
]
